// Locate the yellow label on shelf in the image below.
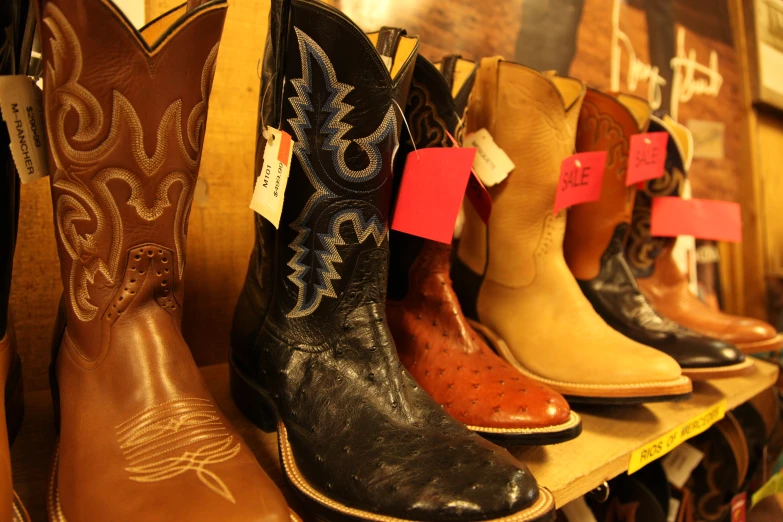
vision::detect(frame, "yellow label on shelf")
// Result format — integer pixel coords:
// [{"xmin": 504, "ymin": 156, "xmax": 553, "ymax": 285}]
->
[
  {"xmin": 628, "ymin": 399, "xmax": 726, "ymax": 474},
  {"xmin": 751, "ymin": 470, "xmax": 783, "ymax": 508}
]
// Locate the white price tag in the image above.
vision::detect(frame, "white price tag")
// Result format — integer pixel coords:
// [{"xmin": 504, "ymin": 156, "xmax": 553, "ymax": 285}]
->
[
  {"xmin": 662, "ymin": 442, "xmax": 704, "ymax": 489},
  {"xmin": 0, "ymin": 76, "xmax": 49, "ymax": 183},
  {"xmin": 463, "ymin": 128, "xmax": 514, "ymax": 186},
  {"xmin": 250, "ymin": 127, "xmax": 293, "ymax": 228}
]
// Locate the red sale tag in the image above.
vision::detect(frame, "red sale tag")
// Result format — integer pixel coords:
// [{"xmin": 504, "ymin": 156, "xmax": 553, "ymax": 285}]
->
[
  {"xmin": 730, "ymin": 492, "xmax": 746, "ymax": 522},
  {"xmin": 651, "ymin": 197, "xmax": 742, "ymax": 242},
  {"xmin": 554, "ymin": 151, "xmax": 607, "ymax": 214},
  {"xmin": 392, "ymin": 148, "xmax": 477, "ymax": 244},
  {"xmin": 627, "ymin": 132, "xmax": 668, "ymax": 186},
  {"xmin": 277, "ymin": 130, "xmax": 292, "ymax": 165}
]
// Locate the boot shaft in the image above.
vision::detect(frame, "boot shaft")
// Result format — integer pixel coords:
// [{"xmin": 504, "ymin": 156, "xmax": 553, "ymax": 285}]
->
[
  {"xmin": 40, "ymin": 0, "xmax": 227, "ymax": 358},
  {"xmin": 258, "ymin": 0, "xmax": 418, "ymax": 338},
  {"xmin": 564, "ymin": 90, "xmax": 650, "ymax": 280},
  {"xmin": 457, "ymin": 58, "xmax": 585, "ymax": 288},
  {"xmin": 387, "ymin": 55, "xmax": 476, "ymax": 301},
  {"xmin": 626, "ymin": 114, "xmax": 693, "ymax": 279}
]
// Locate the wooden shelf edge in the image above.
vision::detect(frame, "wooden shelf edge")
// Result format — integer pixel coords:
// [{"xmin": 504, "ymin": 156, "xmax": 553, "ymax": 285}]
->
[{"xmin": 9, "ymin": 359, "xmax": 779, "ymax": 520}]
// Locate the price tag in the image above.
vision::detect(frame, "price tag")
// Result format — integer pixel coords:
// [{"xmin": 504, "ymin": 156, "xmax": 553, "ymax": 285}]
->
[
  {"xmin": 662, "ymin": 442, "xmax": 704, "ymax": 489},
  {"xmin": 250, "ymin": 127, "xmax": 293, "ymax": 228},
  {"xmin": 650, "ymin": 197, "xmax": 742, "ymax": 242},
  {"xmin": 554, "ymin": 151, "xmax": 607, "ymax": 214},
  {"xmin": 391, "ymin": 147, "xmax": 476, "ymax": 244},
  {"xmin": 0, "ymin": 76, "xmax": 49, "ymax": 184},
  {"xmin": 463, "ymin": 128, "xmax": 515, "ymax": 186},
  {"xmin": 626, "ymin": 132, "xmax": 668, "ymax": 186},
  {"xmin": 628, "ymin": 400, "xmax": 726, "ymax": 474}
]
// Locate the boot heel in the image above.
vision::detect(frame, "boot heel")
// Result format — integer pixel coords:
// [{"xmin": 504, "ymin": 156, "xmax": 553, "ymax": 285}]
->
[
  {"xmin": 229, "ymin": 357, "xmax": 279, "ymax": 434},
  {"xmin": 5, "ymin": 354, "xmax": 23, "ymax": 445}
]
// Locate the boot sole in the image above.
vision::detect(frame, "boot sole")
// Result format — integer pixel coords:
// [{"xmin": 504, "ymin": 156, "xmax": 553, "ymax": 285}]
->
[
  {"xmin": 230, "ymin": 356, "xmax": 556, "ymax": 522},
  {"xmin": 681, "ymin": 358, "xmax": 755, "ymax": 381},
  {"xmin": 736, "ymin": 334, "xmax": 783, "ymax": 355},
  {"xmin": 467, "ymin": 410, "xmax": 582, "ymax": 445},
  {"xmin": 469, "ymin": 320, "xmax": 693, "ymax": 405}
]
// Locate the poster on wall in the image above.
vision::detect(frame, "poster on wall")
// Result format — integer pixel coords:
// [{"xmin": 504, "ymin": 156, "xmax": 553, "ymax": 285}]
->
[{"xmin": 746, "ymin": 0, "xmax": 783, "ymax": 112}]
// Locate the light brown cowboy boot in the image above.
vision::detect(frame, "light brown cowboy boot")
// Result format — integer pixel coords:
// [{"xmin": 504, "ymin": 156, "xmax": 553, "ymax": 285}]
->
[
  {"xmin": 40, "ymin": 1, "xmax": 291, "ymax": 520},
  {"xmin": 452, "ymin": 58, "xmax": 691, "ymax": 404}
]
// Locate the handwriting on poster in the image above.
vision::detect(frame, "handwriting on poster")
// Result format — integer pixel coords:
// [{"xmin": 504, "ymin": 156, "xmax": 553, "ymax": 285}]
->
[{"xmin": 610, "ymin": 0, "xmax": 724, "ymax": 120}]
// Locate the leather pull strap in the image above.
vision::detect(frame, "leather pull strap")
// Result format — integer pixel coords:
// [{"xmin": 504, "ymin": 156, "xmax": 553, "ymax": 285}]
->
[
  {"xmin": 439, "ymin": 54, "xmax": 462, "ymax": 91},
  {"xmin": 375, "ymin": 26, "xmax": 404, "ymax": 71},
  {"xmin": 468, "ymin": 56, "xmax": 502, "ymax": 135}
]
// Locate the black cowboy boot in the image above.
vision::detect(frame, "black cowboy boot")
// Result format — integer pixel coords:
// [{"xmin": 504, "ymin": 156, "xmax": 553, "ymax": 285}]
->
[{"xmin": 230, "ymin": 1, "xmax": 554, "ymax": 521}]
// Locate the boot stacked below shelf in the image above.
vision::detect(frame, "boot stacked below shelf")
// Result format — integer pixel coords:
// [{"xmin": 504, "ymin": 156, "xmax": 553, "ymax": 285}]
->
[{"xmin": 0, "ymin": 0, "xmax": 779, "ymax": 520}]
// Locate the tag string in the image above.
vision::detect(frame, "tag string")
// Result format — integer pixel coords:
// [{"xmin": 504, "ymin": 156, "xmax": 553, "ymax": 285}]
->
[
  {"xmin": 392, "ymin": 99, "xmax": 419, "ymax": 161},
  {"xmin": 259, "ymin": 69, "xmax": 277, "ymax": 141}
]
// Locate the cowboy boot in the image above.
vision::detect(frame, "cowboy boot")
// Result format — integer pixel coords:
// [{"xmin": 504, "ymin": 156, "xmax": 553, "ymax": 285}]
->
[
  {"xmin": 0, "ymin": 1, "xmax": 32, "ymax": 519},
  {"xmin": 562, "ymin": 89, "xmax": 751, "ymax": 380},
  {"xmin": 626, "ymin": 115, "xmax": 783, "ymax": 355},
  {"xmin": 452, "ymin": 58, "xmax": 692, "ymax": 404},
  {"xmin": 230, "ymin": 1, "xmax": 555, "ymax": 520},
  {"xmin": 386, "ymin": 55, "xmax": 580, "ymax": 444},
  {"xmin": 40, "ymin": 1, "xmax": 291, "ymax": 520}
]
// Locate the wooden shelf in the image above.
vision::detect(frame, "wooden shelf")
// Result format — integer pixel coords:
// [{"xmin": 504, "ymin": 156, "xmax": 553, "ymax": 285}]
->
[{"xmin": 10, "ymin": 360, "xmax": 779, "ymax": 521}]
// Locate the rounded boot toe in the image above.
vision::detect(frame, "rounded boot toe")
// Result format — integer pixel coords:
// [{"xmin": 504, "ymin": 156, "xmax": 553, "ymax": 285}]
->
[{"xmin": 407, "ymin": 460, "xmax": 541, "ymax": 521}]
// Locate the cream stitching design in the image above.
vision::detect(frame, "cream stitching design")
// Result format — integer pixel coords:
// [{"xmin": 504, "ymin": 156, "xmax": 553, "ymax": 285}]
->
[
  {"xmin": 43, "ymin": 3, "xmax": 219, "ymax": 321},
  {"xmin": 117, "ymin": 399, "xmax": 240, "ymax": 503}
]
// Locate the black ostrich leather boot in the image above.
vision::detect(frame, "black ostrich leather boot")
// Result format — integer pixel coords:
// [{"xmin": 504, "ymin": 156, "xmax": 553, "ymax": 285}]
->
[{"xmin": 230, "ymin": 1, "xmax": 554, "ymax": 521}]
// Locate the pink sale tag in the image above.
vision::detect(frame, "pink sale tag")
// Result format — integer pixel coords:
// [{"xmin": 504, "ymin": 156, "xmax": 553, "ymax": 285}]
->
[
  {"xmin": 392, "ymin": 148, "xmax": 477, "ymax": 244},
  {"xmin": 651, "ymin": 197, "xmax": 742, "ymax": 242},
  {"xmin": 554, "ymin": 151, "xmax": 607, "ymax": 214},
  {"xmin": 627, "ymin": 132, "xmax": 668, "ymax": 186}
]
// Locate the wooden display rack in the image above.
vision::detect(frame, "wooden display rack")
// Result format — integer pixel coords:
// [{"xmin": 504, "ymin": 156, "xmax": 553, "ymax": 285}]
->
[{"xmin": 11, "ymin": 360, "xmax": 779, "ymax": 521}]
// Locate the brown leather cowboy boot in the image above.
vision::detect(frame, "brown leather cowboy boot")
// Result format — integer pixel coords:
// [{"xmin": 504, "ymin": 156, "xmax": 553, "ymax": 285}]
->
[
  {"xmin": 386, "ymin": 55, "xmax": 580, "ymax": 444},
  {"xmin": 452, "ymin": 58, "xmax": 692, "ymax": 404},
  {"xmin": 626, "ymin": 115, "xmax": 783, "ymax": 355},
  {"xmin": 0, "ymin": 1, "xmax": 32, "ymax": 519},
  {"xmin": 563, "ymin": 89, "xmax": 751, "ymax": 379},
  {"xmin": 40, "ymin": 1, "xmax": 290, "ymax": 520}
]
